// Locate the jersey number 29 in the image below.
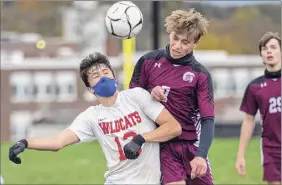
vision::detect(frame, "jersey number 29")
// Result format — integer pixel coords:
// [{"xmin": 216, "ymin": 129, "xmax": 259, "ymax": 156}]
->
[
  {"xmin": 114, "ymin": 131, "xmax": 142, "ymax": 161},
  {"xmin": 269, "ymin": 97, "xmax": 281, "ymax": 114}
]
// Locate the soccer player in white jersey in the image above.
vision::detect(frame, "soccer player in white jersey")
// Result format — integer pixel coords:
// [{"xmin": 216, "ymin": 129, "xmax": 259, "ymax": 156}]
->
[{"xmin": 9, "ymin": 52, "xmax": 182, "ymax": 184}]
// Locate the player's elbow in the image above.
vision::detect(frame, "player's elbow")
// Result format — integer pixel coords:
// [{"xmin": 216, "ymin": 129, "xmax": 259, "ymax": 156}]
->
[
  {"xmin": 52, "ymin": 143, "xmax": 63, "ymax": 152},
  {"xmin": 174, "ymin": 121, "xmax": 182, "ymax": 136},
  {"xmin": 52, "ymin": 138, "xmax": 65, "ymax": 151},
  {"xmin": 170, "ymin": 120, "xmax": 182, "ymax": 137}
]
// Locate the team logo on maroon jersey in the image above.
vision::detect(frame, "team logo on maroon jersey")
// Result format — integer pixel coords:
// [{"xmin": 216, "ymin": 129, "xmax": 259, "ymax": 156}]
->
[
  {"xmin": 260, "ymin": 82, "xmax": 267, "ymax": 87},
  {"xmin": 183, "ymin": 72, "xmax": 195, "ymax": 82}
]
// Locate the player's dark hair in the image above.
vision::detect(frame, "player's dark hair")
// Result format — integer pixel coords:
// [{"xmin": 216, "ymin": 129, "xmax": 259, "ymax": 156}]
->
[
  {"xmin": 79, "ymin": 52, "xmax": 115, "ymax": 87},
  {"xmin": 259, "ymin": 32, "xmax": 281, "ymax": 54}
]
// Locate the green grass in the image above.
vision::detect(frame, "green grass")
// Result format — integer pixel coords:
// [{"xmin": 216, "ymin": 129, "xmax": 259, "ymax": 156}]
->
[{"xmin": 1, "ymin": 138, "xmax": 264, "ymax": 184}]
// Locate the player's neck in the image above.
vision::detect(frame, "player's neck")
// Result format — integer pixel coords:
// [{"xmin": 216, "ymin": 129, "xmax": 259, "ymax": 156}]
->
[
  {"xmin": 98, "ymin": 91, "xmax": 119, "ymax": 107},
  {"xmin": 265, "ymin": 63, "xmax": 281, "ymax": 72}
]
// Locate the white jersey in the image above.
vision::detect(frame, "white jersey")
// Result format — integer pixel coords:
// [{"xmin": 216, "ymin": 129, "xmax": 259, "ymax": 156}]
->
[{"xmin": 68, "ymin": 87, "xmax": 164, "ymax": 184}]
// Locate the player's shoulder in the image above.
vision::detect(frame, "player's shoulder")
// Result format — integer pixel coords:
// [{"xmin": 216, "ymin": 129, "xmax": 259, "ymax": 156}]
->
[
  {"xmin": 75, "ymin": 106, "xmax": 96, "ymax": 121},
  {"xmin": 244, "ymin": 75, "xmax": 265, "ymax": 95},
  {"xmin": 141, "ymin": 49, "xmax": 166, "ymax": 61},
  {"xmin": 192, "ymin": 61, "xmax": 211, "ymax": 78},
  {"xmin": 123, "ymin": 87, "xmax": 148, "ymax": 97},
  {"xmin": 122, "ymin": 87, "xmax": 151, "ymax": 103},
  {"xmin": 248, "ymin": 75, "xmax": 265, "ymax": 87},
  {"xmin": 191, "ymin": 58, "xmax": 210, "ymax": 75}
]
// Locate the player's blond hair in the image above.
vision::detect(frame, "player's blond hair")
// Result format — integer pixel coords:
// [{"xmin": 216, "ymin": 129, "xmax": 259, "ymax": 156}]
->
[
  {"xmin": 258, "ymin": 32, "xmax": 281, "ymax": 53},
  {"xmin": 164, "ymin": 9, "xmax": 209, "ymax": 43}
]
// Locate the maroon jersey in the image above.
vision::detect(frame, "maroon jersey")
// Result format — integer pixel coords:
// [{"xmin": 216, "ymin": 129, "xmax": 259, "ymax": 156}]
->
[
  {"xmin": 130, "ymin": 46, "xmax": 214, "ymax": 141},
  {"xmin": 240, "ymin": 75, "xmax": 281, "ymax": 161}
]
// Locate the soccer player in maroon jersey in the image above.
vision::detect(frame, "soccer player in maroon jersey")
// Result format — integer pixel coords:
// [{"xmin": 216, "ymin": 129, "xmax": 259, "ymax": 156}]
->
[
  {"xmin": 236, "ymin": 32, "xmax": 281, "ymax": 185},
  {"xmin": 129, "ymin": 9, "xmax": 214, "ymax": 185}
]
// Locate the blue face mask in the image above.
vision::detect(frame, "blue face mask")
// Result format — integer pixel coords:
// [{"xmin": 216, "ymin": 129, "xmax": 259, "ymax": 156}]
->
[{"xmin": 91, "ymin": 77, "xmax": 117, "ymax": 97}]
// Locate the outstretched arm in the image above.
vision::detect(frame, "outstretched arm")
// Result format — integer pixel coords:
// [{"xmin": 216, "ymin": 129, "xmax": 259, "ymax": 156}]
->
[
  {"xmin": 9, "ymin": 129, "xmax": 80, "ymax": 164},
  {"xmin": 9, "ymin": 110, "xmax": 95, "ymax": 164},
  {"xmin": 26, "ymin": 129, "xmax": 80, "ymax": 151}
]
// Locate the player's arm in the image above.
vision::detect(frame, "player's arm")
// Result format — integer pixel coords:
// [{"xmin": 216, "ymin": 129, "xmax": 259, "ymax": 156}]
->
[
  {"xmin": 237, "ymin": 114, "xmax": 256, "ymax": 157},
  {"xmin": 26, "ymin": 129, "xmax": 79, "ymax": 151},
  {"xmin": 196, "ymin": 72, "xmax": 215, "ymax": 159},
  {"xmin": 137, "ymin": 87, "xmax": 181, "ymax": 142},
  {"xmin": 235, "ymin": 83, "xmax": 258, "ymax": 175},
  {"xmin": 9, "ymin": 111, "xmax": 95, "ymax": 164},
  {"xmin": 8, "ymin": 130, "xmax": 80, "ymax": 164},
  {"xmin": 142, "ymin": 108, "xmax": 182, "ymax": 142},
  {"xmin": 131, "ymin": 88, "xmax": 181, "ymax": 142},
  {"xmin": 129, "ymin": 56, "xmax": 148, "ymax": 89},
  {"xmin": 237, "ymin": 83, "xmax": 258, "ymax": 157},
  {"xmin": 123, "ymin": 88, "xmax": 181, "ymax": 159}
]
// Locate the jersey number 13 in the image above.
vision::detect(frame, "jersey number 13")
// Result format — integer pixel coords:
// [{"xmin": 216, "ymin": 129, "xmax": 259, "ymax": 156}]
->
[{"xmin": 114, "ymin": 131, "xmax": 142, "ymax": 161}]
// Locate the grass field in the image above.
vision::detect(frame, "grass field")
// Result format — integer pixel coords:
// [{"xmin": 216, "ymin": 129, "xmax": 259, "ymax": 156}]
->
[{"xmin": 1, "ymin": 137, "xmax": 264, "ymax": 184}]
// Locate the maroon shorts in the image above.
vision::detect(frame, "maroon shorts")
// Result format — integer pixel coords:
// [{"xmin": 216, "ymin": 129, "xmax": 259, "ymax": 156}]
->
[
  {"xmin": 262, "ymin": 149, "xmax": 281, "ymax": 182},
  {"xmin": 160, "ymin": 141, "xmax": 213, "ymax": 185}
]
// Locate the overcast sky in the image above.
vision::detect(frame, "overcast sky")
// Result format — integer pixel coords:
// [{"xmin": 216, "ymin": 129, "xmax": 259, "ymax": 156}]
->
[{"xmin": 201, "ymin": 1, "xmax": 280, "ymax": 6}]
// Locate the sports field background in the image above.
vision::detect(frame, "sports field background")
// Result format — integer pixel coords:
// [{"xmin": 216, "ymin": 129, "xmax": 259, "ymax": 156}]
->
[{"xmin": 1, "ymin": 137, "xmax": 264, "ymax": 184}]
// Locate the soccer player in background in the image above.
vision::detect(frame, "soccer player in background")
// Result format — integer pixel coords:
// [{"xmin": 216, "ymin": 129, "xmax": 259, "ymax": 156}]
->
[
  {"xmin": 9, "ymin": 52, "xmax": 182, "ymax": 184},
  {"xmin": 129, "ymin": 9, "xmax": 214, "ymax": 185},
  {"xmin": 236, "ymin": 32, "xmax": 281, "ymax": 185}
]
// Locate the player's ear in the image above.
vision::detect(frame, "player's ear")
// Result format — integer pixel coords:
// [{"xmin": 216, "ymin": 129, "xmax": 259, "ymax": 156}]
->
[
  {"xmin": 192, "ymin": 43, "xmax": 197, "ymax": 50},
  {"xmin": 194, "ymin": 40, "xmax": 200, "ymax": 48},
  {"xmin": 88, "ymin": 87, "xmax": 94, "ymax": 94}
]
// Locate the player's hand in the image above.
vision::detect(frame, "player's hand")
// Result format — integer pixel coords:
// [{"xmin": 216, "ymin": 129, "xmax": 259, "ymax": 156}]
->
[
  {"xmin": 9, "ymin": 139, "xmax": 28, "ymax": 164},
  {"xmin": 235, "ymin": 156, "xmax": 246, "ymax": 176},
  {"xmin": 190, "ymin": 157, "xmax": 207, "ymax": 179},
  {"xmin": 123, "ymin": 134, "xmax": 145, "ymax": 160},
  {"xmin": 151, "ymin": 86, "xmax": 167, "ymax": 102}
]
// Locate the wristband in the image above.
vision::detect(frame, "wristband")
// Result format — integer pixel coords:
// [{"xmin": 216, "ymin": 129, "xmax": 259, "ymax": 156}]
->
[
  {"xmin": 132, "ymin": 134, "xmax": 145, "ymax": 147},
  {"xmin": 18, "ymin": 139, "xmax": 28, "ymax": 148}
]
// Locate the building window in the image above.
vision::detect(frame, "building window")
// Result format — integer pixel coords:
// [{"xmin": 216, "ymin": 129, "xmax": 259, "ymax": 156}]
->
[
  {"xmin": 231, "ymin": 68, "xmax": 249, "ymax": 97},
  {"xmin": 55, "ymin": 71, "xmax": 77, "ymax": 102},
  {"xmin": 10, "ymin": 72, "xmax": 33, "ymax": 103},
  {"xmin": 251, "ymin": 68, "xmax": 264, "ymax": 79},
  {"xmin": 10, "ymin": 111, "xmax": 32, "ymax": 141},
  {"xmin": 212, "ymin": 69, "xmax": 232, "ymax": 99},
  {"xmin": 33, "ymin": 72, "xmax": 55, "ymax": 102}
]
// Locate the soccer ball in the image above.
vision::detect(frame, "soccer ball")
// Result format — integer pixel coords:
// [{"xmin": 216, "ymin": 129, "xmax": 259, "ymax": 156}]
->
[{"xmin": 105, "ymin": 1, "xmax": 143, "ymax": 39}]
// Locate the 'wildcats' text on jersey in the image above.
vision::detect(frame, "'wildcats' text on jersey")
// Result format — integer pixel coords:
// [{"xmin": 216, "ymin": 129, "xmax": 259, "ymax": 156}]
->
[
  {"xmin": 68, "ymin": 87, "xmax": 164, "ymax": 184},
  {"xmin": 99, "ymin": 111, "xmax": 142, "ymax": 134}
]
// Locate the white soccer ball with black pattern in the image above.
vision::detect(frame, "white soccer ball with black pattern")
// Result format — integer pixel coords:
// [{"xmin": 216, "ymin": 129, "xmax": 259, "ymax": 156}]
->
[{"xmin": 105, "ymin": 1, "xmax": 143, "ymax": 39}]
